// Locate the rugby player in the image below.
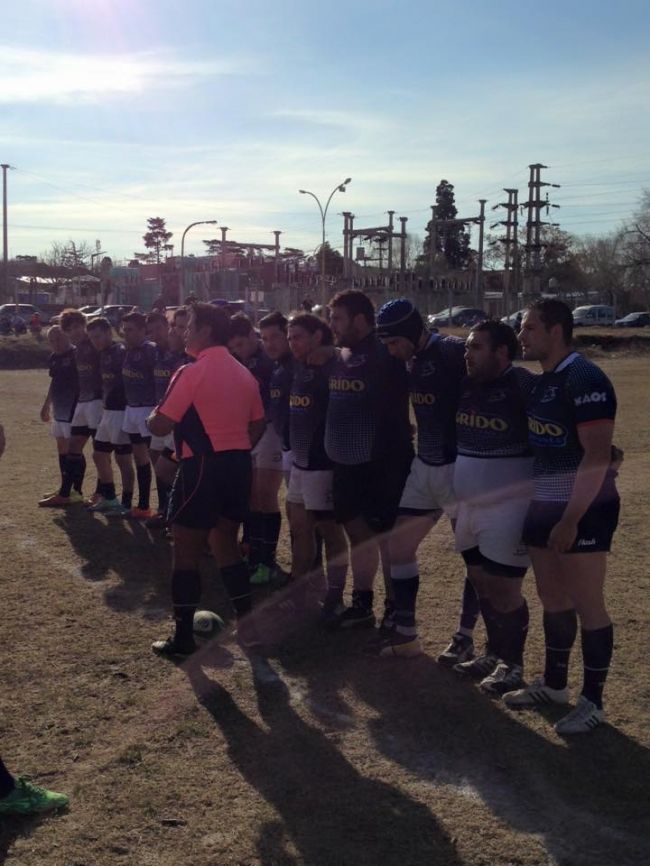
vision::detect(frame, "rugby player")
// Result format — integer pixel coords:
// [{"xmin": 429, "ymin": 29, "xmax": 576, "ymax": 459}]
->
[
  {"xmin": 39, "ymin": 325, "xmax": 80, "ymax": 502},
  {"xmin": 146, "ymin": 311, "xmax": 182, "ymax": 527},
  {"xmin": 120, "ymin": 312, "xmax": 157, "ymax": 519},
  {"xmin": 452, "ymin": 321, "xmax": 535, "ymax": 696},
  {"xmin": 39, "ymin": 309, "xmax": 101, "ymax": 507},
  {"xmin": 263, "ymin": 311, "xmax": 295, "ymax": 486},
  {"xmin": 85, "ymin": 318, "xmax": 135, "ymax": 515},
  {"xmin": 287, "ymin": 313, "xmax": 349, "ymax": 622},
  {"xmin": 148, "ymin": 303, "xmax": 266, "ymax": 657},
  {"xmin": 229, "ymin": 313, "xmax": 285, "ymax": 584},
  {"xmin": 325, "ymin": 290, "xmax": 413, "ymax": 628},
  {"xmin": 374, "ymin": 299, "xmax": 480, "ymax": 659},
  {"xmin": 504, "ymin": 299, "xmax": 620, "ymax": 734}
]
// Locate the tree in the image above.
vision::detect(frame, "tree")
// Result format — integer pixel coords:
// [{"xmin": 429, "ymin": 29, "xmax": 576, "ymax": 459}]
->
[
  {"xmin": 315, "ymin": 242, "xmax": 344, "ymax": 277},
  {"xmin": 422, "ymin": 180, "xmax": 472, "ymax": 270},
  {"xmin": 142, "ymin": 217, "xmax": 173, "ymax": 265},
  {"xmin": 41, "ymin": 240, "xmax": 93, "ymax": 270}
]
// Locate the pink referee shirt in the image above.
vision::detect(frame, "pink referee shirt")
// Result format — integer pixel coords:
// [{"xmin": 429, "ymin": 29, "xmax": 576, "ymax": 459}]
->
[{"xmin": 158, "ymin": 345, "xmax": 264, "ymax": 458}]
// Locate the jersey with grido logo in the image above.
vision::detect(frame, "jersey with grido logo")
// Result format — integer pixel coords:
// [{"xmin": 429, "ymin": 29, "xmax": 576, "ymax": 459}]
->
[
  {"xmin": 99, "ymin": 341, "xmax": 127, "ymax": 410},
  {"xmin": 325, "ymin": 333, "xmax": 411, "ymax": 465},
  {"xmin": 269, "ymin": 353, "xmax": 294, "ymax": 451},
  {"xmin": 409, "ymin": 333, "xmax": 466, "ymax": 465},
  {"xmin": 122, "ymin": 340, "xmax": 157, "ymax": 407},
  {"xmin": 290, "ymin": 357, "xmax": 336, "ymax": 470},
  {"xmin": 454, "ymin": 365, "xmax": 537, "ymax": 502},
  {"xmin": 49, "ymin": 348, "xmax": 79, "ymax": 422},
  {"xmin": 75, "ymin": 338, "xmax": 102, "ymax": 403},
  {"xmin": 526, "ymin": 352, "xmax": 618, "ymax": 503},
  {"xmin": 153, "ymin": 345, "xmax": 186, "ymax": 403}
]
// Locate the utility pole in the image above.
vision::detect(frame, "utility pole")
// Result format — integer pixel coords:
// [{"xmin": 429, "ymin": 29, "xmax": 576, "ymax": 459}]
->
[
  {"xmin": 523, "ymin": 163, "xmax": 560, "ymax": 297},
  {"xmin": 1, "ymin": 164, "xmax": 9, "ymax": 304},
  {"xmin": 492, "ymin": 188, "xmax": 519, "ymax": 315}
]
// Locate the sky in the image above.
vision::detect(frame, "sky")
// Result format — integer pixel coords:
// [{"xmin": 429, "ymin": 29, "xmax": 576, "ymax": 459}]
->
[{"xmin": 1, "ymin": 0, "xmax": 649, "ymax": 263}]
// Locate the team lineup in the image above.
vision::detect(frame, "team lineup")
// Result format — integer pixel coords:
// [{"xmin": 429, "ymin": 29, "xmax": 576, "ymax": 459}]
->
[{"xmin": 36, "ymin": 292, "xmax": 620, "ymax": 743}]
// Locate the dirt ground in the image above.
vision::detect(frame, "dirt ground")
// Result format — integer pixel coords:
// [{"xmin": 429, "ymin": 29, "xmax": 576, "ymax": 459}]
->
[{"xmin": 0, "ymin": 360, "xmax": 648, "ymax": 866}]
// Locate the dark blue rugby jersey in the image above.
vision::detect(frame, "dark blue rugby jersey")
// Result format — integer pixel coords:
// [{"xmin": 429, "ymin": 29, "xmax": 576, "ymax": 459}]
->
[
  {"xmin": 456, "ymin": 366, "xmax": 537, "ymax": 459},
  {"xmin": 49, "ymin": 348, "xmax": 78, "ymax": 422},
  {"xmin": 526, "ymin": 352, "xmax": 618, "ymax": 503},
  {"xmin": 269, "ymin": 353, "xmax": 294, "ymax": 451},
  {"xmin": 123, "ymin": 340, "xmax": 157, "ymax": 407},
  {"xmin": 245, "ymin": 345, "xmax": 275, "ymax": 419},
  {"xmin": 290, "ymin": 357, "xmax": 335, "ymax": 470},
  {"xmin": 325, "ymin": 333, "xmax": 412, "ymax": 465},
  {"xmin": 74, "ymin": 338, "xmax": 102, "ymax": 403},
  {"xmin": 99, "ymin": 342, "xmax": 127, "ymax": 410},
  {"xmin": 409, "ymin": 333, "xmax": 466, "ymax": 465},
  {"xmin": 153, "ymin": 345, "xmax": 185, "ymax": 403}
]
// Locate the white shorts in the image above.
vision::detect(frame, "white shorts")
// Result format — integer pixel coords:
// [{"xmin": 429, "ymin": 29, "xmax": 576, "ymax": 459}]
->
[
  {"xmin": 71, "ymin": 399, "xmax": 103, "ymax": 431},
  {"xmin": 150, "ymin": 432, "xmax": 175, "ymax": 452},
  {"xmin": 95, "ymin": 410, "xmax": 131, "ymax": 446},
  {"xmin": 252, "ymin": 424, "xmax": 283, "ymax": 471},
  {"xmin": 399, "ymin": 457, "xmax": 457, "ymax": 517},
  {"xmin": 286, "ymin": 466, "xmax": 334, "ymax": 512},
  {"xmin": 455, "ymin": 497, "xmax": 530, "ymax": 570},
  {"xmin": 122, "ymin": 405, "xmax": 156, "ymax": 438},
  {"xmin": 50, "ymin": 420, "xmax": 72, "ymax": 439}
]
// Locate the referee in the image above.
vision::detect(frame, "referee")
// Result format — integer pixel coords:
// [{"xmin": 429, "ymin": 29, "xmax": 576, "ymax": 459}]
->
[{"xmin": 148, "ymin": 303, "xmax": 266, "ymax": 657}]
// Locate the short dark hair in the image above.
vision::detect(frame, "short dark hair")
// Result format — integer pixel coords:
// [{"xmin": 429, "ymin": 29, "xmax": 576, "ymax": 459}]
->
[
  {"xmin": 328, "ymin": 290, "xmax": 375, "ymax": 327},
  {"xmin": 529, "ymin": 299, "xmax": 573, "ymax": 344},
  {"xmin": 259, "ymin": 310, "xmax": 288, "ymax": 333},
  {"xmin": 121, "ymin": 311, "xmax": 147, "ymax": 330},
  {"xmin": 86, "ymin": 317, "xmax": 112, "ymax": 334},
  {"xmin": 470, "ymin": 319, "xmax": 519, "ymax": 361},
  {"xmin": 191, "ymin": 302, "xmax": 230, "ymax": 346},
  {"xmin": 172, "ymin": 306, "xmax": 188, "ymax": 325},
  {"xmin": 60, "ymin": 309, "xmax": 86, "ymax": 330},
  {"xmin": 289, "ymin": 313, "xmax": 333, "ymax": 345},
  {"xmin": 229, "ymin": 312, "xmax": 255, "ymax": 339},
  {"xmin": 145, "ymin": 311, "xmax": 168, "ymax": 327}
]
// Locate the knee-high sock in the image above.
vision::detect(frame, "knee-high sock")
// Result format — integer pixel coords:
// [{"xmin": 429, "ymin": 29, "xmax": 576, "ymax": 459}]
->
[
  {"xmin": 459, "ymin": 575, "xmax": 480, "ymax": 634},
  {"xmin": 59, "ymin": 453, "xmax": 85, "ymax": 497},
  {"xmin": 221, "ymin": 562, "xmax": 252, "ymax": 618},
  {"xmin": 171, "ymin": 569, "xmax": 201, "ymax": 643},
  {"xmin": 581, "ymin": 624, "xmax": 614, "ymax": 709},
  {"xmin": 494, "ymin": 602, "xmax": 529, "ymax": 666},
  {"xmin": 136, "ymin": 463, "xmax": 152, "ymax": 510},
  {"xmin": 58, "ymin": 453, "xmax": 66, "ymax": 485},
  {"xmin": 391, "ymin": 562, "xmax": 420, "ymax": 638},
  {"xmin": 156, "ymin": 479, "xmax": 171, "ymax": 516},
  {"xmin": 247, "ymin": 512, "xmax": 264, "ymax": 568},
  {"xmin": 258, "ymin": 512, "xmax": 282, "ymax": 568},
  {"xmin": 543, "ymin": 609, "xmax": 578, "ymax": 689},
  {"xmin": 479, "ymin": 598, "xmax": 501, "ymax": 657}
]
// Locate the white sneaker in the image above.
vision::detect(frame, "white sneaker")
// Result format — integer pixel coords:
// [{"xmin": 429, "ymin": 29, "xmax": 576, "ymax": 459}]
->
[
  {"xmin": 503, "ymin": 677, "xmax": 570, "ymax": 708},
  {"xmin": 480, "ymin": 662, "xmax": 525, "ymax": 697},
  {"xmin": 554, "ymin": 695, "xmax": 604, "ymax": 735}
]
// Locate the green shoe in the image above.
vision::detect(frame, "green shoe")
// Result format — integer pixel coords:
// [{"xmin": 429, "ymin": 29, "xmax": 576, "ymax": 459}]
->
[
  {"xmin": 250, "ymin": 563, "xmax": 271, "ymax": 586},
  {"xmin": 0, "ymin": 777, "xmax": 69, "ymax": 816},
  {"xmin": 88, "ymin": 497, "xmax": 127, "ymax": 515}
]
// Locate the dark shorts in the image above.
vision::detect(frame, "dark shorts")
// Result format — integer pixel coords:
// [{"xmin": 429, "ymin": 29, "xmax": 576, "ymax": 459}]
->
[
  {"xmin": 332, "ymin": 450, "xmax": 412, "ymax": 534},
  {"xmin": 168, "ymin": 450, "xmax": 252, "ymax": 530},
  {"xmin": 522, "ymin": 498, "xmax": 620, "ymax": 553}
]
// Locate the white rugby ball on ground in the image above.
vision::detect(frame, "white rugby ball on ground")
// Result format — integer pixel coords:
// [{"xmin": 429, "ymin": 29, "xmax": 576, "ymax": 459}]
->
[{"xmin": 193, "ymin": 610, "xmax": 226, "ymax": 638}]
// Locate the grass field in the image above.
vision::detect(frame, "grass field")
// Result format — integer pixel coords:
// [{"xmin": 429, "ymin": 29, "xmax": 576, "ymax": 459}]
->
[{"xmin": 0, "ymin": 361, "xmax": 649, "ymax": 866}]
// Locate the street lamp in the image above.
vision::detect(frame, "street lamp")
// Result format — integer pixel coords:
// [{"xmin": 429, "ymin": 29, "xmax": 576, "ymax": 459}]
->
[
  {"xmin": 299, "ymin": 178, "xmax": 351, "ymax": 308},
  {"xmin": 180, "ymin": 220, "xmax": 218, "ymax": 302}
]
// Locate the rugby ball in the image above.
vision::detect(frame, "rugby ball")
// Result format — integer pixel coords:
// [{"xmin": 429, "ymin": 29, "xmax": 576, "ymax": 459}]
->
[{"xmin": 193, "ymin": 610, "xmax": 226, "ymax": 638}]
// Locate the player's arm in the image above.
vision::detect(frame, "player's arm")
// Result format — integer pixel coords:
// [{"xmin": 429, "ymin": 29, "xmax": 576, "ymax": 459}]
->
[
  {"xmin": 549, "ymin": 421, "xmax": 614, "ymax": 553},
  {"xmin": 249, "ymin": 417, "xmax": 266, "ymax": 449},
  {"xmin": 147, "ymin": 410, "xmax": 175, "ymax": 437},
  {"xmin": 40, "ymin": 384, "xmax": 53, "ymax": 422}
]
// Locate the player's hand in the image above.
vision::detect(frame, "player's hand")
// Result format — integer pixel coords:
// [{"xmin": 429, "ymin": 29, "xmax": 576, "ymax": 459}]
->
[
  {"xmin": 40, "ymin": 405, "xmax": 50, "ymax": 423},
  {"xmin": 548, "ymin": 517, "xmax": 578, "ymax": 553}
]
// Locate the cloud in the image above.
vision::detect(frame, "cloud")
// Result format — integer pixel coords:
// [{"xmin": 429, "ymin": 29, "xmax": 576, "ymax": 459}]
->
[
  {"xmin": 0, "ymin": 45, "xmax": 255, "ymax": 104},
  {"xmin": 270, "ymin": 108, "xmax": 389, "ymax": 134}
]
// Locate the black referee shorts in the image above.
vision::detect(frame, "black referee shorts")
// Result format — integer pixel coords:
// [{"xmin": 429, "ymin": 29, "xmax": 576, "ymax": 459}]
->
[
  {"xmin": 332, "ymin": 449, "xmax": 413, "ymax": 534},
  {"xmin": 522, "ymin": 498, "xmax": 620, "ymax": 553},
  {"xmin": 168, "ymin": 450, "xmax": 252, "ymax": 530}
]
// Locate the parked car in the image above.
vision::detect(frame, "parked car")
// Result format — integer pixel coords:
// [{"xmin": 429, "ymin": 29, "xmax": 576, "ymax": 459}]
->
[
  {"xmin": 428, "ymin": 306, "xmax": 488, "ymax": 328},
  {"xmin": 614, "ymin": 311, "xmax": 650, "ymax": 328},
  {"xmin": 572, "ymin": 305, "xmax": 615, "ymax": 327},
  {"xmin": 501, "ymin": 309, "xmax": 527, "ymax": 330},
  {"xmin": 0, "ymin": 303, "xmax": 43, "ymax": 322},
  {"xmin": 92, "ymin": 305, "xmax": 134, "ymax": 328}
]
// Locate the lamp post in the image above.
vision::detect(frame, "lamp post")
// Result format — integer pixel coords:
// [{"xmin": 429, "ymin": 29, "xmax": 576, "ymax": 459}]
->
[
  {"xmin": 180, "ymin": 220, "xmax": 218, "ymax": 302},
  {"xmin": 299, "ymin": 178, "xmax": 351, "ymax": 309}
]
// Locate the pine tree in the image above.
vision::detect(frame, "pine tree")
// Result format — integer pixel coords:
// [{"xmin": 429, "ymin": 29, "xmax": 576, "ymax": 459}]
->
[
  {"xmin": 423, "ymin": 180, "xmax": 471, "ymax": 270},
  {"xmin": 143, "ymin": 217, "xmax": 173, "ymax": 265}
]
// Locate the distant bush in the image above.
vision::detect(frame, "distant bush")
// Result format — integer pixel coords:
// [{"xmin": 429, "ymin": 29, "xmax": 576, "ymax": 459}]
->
[{"xmin": 0, "ymin": 335, "xmax": 51, "ymax": 369}]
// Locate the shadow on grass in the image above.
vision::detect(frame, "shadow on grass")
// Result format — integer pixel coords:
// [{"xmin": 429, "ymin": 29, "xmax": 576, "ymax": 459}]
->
[
  {"xmin": 270, "ymin": 620, "xmax": 650, "ymax": 866},
  {"xmin": 184, "ymin": 660, "xmax": 464, "ymax": 866}
]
